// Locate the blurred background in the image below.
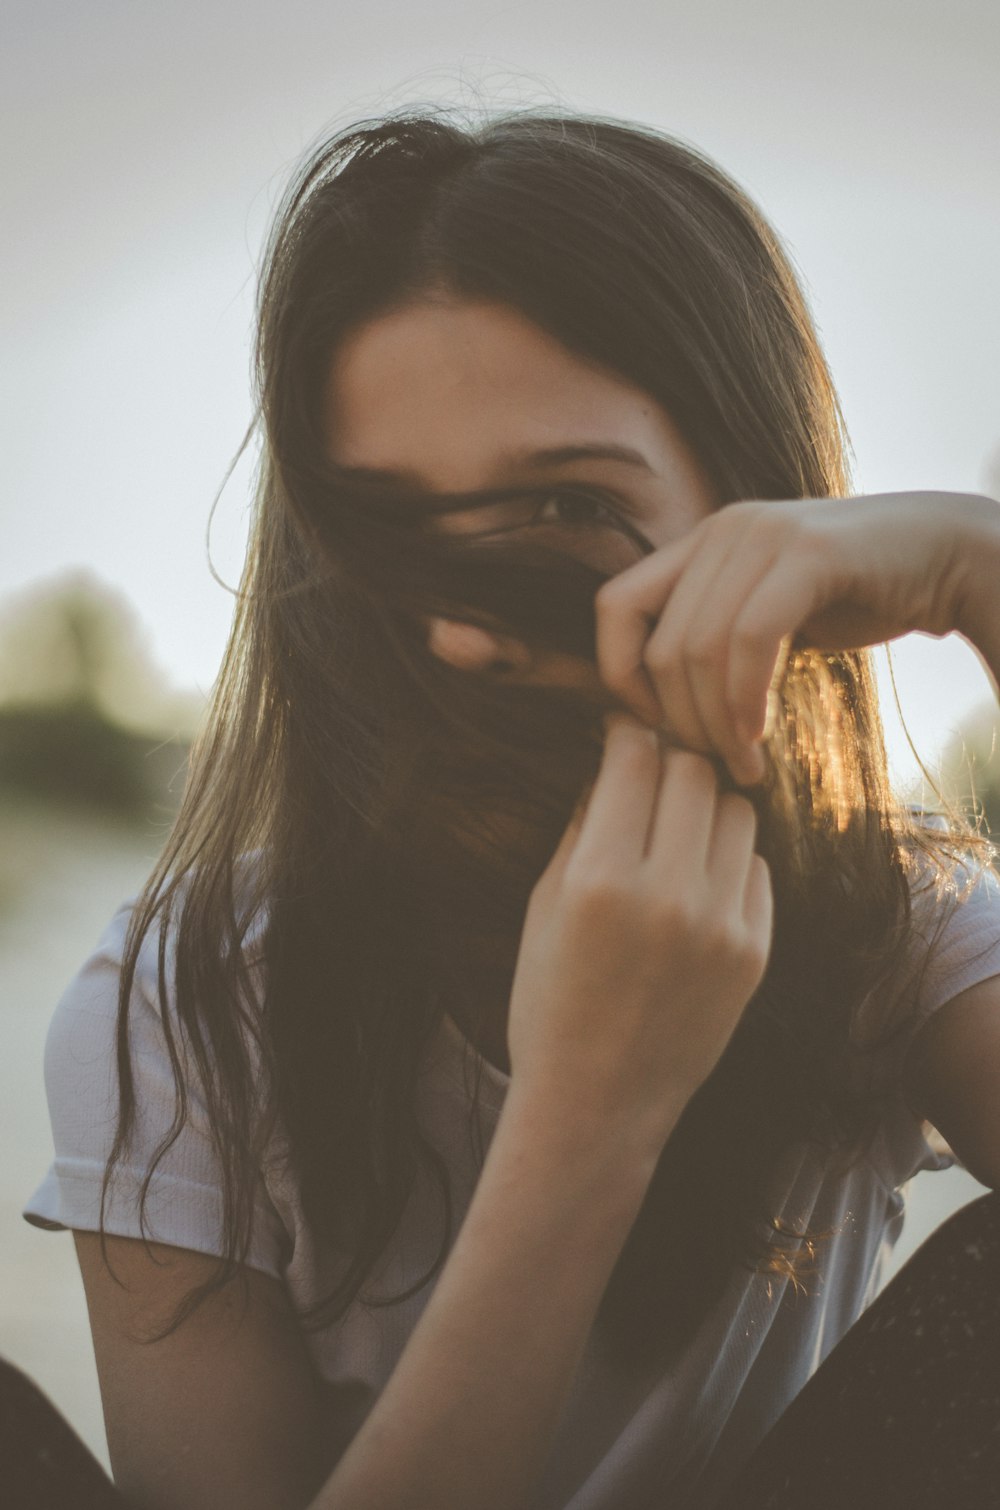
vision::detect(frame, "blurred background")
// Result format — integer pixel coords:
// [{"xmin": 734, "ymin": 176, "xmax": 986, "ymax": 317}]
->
[{"xmin": 3, "ymin": 0, "xmax": 999, "ymax": 1470}]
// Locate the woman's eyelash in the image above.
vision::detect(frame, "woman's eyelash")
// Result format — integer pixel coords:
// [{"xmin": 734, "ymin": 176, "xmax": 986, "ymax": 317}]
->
[
  {"xmin": 509, "ymin": 489, "xmax": 653, "ymax": 553},
  {"xmin": 528, "ymin": 489, "xmax": 621, "ymax": 528},
  {"xmin": 474, "ymin": 488, "xmax": 626, "ymax": 535},
  {"xmin": 420, "ymin": 487, "xmax": 654, "ymax": 555}
]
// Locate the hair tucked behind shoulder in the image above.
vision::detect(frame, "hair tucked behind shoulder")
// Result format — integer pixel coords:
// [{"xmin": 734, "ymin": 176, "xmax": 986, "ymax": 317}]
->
[{"xmin": 104, "ymin": 105, "xmax": 995, "ymax": 1366}]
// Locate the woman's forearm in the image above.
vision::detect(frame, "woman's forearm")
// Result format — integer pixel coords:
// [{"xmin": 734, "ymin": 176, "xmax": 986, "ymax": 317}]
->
[
  {"xmin": 307, "ymin": 1084, "xmax": 681, "ymax": 1510},
  {"xmin": 957, "ymin": 493, "xmax": 1000, "ymax": 701}
]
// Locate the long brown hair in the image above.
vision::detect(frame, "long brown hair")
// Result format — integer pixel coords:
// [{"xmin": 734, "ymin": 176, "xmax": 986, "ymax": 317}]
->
[{"xmin": 104, "ymin": 107, "xmax": 991, "ymax": 1367}]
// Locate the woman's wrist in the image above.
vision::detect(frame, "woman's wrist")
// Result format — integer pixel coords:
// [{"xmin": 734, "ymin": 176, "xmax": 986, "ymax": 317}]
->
[
  {"xmin": 504, "ymin": 1072, "xmax": 691, "ymax": 1190},
  {"xmin": 309, "ymin": 1071, "xmax": 674, "ymax": 1510},
  {"xmin": 953, "ymin": 492, "xmax": 1000, "ymax": 698}
]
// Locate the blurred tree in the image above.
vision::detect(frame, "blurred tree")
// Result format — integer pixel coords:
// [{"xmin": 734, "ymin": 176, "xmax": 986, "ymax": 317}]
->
[
  {"xmin": 0, "ymin": 573, "xmax": 203, "ymax": 817},
  {"xmin": 0, "ymin": 570, "xmax": 202, "ymax": 737},
  {"xmin": 934, "ymin": 700, "xmax": 1000, "ymax": 840}
]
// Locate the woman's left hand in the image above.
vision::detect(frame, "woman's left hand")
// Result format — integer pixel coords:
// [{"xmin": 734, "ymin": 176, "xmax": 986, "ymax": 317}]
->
[{"xmin": 594, "ymin": 490, "xmax": 1000, "ymax": 788}]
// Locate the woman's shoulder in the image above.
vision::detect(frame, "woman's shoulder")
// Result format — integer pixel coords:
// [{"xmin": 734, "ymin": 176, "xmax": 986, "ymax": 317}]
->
[
  {"xmin": 43, "ymin": 851, "xmax": 271, "ymax": 1088},
  {"xmin": 42, "ymin": 896, "xmax": 153, "ymax": 1085},
  {"xmin": 25, "ymin": 852, "xmax": 287, "ymax": 1271},
  {"xmin": 899, "ymin": 812, "xmax": 1000, "ymax": 1024}
]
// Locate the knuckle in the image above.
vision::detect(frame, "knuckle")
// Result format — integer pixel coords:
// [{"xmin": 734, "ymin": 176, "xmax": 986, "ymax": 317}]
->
[
  {"xmin": 691, "ymin": 917, "xmax": 729, "ymax": 955},
  {"xmin": 651, "ymin": 888, "xmax": 700, "ymax": 935},
  {"xmin": 685, "ymin": 632, "xmax": 727, "ymax": 667},
  {"xmin": 740, "ymin": 932, "xmax": 771, "ymax": 979},
  {"xmin": 736, "ymin": 907, "xmax": 766, "ymax": 950},
  {"xmin": 642, "ymin": 636, "xmax": 679, "ymax": 674},
  {"xmin": 721, "ymin": 919, "xmax": 763, "ymax": 970},
  {"xmin": 665, "ymin": 747, "xmax": 717, "ymax": 781},
  {"xmin": 718, "ymin": 792, "xmax": 757, "ymax": 827},
  {"xmin": 613, "ymin": 720, "xmax": 660, "ymax": 756},
  {"xmin": 747, "ymin": 506, "xmax": 793, "ymax": 546},
  {"xmin": 597, "ymin": 660, "xmax": 632, "ymax": 697},
  {"xmin": 618, "ymin": 737, "xmax": 661, "ymax": 780},
  {"xmin": 730, "ymin": 614, "xmax": 771, "ymax": 646},
  {"xmin": 785, "ymin": 512, "xmax": 832, "ymax": 567},
  {"xmin": 594, "ymin": 575, "xmax": 630, "ymax": 613},
  {"xmin": 749, "ymin": 854, "xmax": 774, "ymax": 902},
  {"xmin": 564, "ymin": 864, "xmax": 628, "ymax": 918},
  {"xmin": 603, "ymin": 721, "xmax": 660, "ymax": 776}
]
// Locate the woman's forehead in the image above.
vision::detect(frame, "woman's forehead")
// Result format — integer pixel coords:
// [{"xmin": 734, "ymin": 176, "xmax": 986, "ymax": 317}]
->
[{"xmin": 322, "ymin": 297, "xmax": 679, "ymax": 489}]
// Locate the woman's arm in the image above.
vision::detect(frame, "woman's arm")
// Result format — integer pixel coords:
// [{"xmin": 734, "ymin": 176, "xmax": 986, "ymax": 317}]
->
[
  {"xmin": 954, "ymin": 498, "xmax": 1000, "ymax": 698},
  {"xmin": 593, "ymin": 490, "xmax": 1000, "ymax": 786},
  {"xmin": 901, "ymin": 973, "xmax": 1000, "ymax": 1191},
  {"xmin": 74, "ymin": 1234, "xmax": 334, "ymax": 1510},
  {"xmin": 311, "ymin": 1084, "xmax": 670, "ymax": 1510},
  {"xmin": 79, "ymin": 729, "xmax": 770, "ymax": 1510},
  {"xmin": 76, "ymin": 1103, "xmax": 665, "ymax": 1510},
  {"xmin": 76, "ymin": 1099, "xmax": 667, "ymax": 1510},
  {"xmin": 590, "ymin": 486, "xmax": 1000, "ymax": 1198}
]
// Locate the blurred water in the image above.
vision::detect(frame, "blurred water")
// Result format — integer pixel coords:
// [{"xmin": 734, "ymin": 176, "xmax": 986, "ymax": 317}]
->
[{"xmin": 0, "ymin": 798, "xmax": 989, "ymax": 1471}]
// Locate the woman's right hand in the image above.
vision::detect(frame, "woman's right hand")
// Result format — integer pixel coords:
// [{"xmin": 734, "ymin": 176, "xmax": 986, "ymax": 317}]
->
[{"xmin": 506, "ymin": 715, "xmax": 773, "ymax": 1151}]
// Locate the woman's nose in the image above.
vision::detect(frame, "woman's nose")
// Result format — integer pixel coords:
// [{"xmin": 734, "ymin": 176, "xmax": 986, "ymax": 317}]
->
[
  {"xmin": 425, "ymin": 617, "xmax": 533, "ymax": 675},
  {"xmin": 423, "ymin": 615, "xmax": 608, "ymax": 700}
]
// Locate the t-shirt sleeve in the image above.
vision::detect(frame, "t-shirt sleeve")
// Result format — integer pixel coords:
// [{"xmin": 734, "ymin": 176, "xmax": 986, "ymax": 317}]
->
[
  {"xmin": 905, "ymin": 856, "xmax": 1000, "ymax": 1036},
  {"xmin": 22, "ymin": 897, "xmax": 289, "ymax": 1278},
  {"xmin": 871, "ymin": 850, "xmax": 1000, "ymax": 1185}
]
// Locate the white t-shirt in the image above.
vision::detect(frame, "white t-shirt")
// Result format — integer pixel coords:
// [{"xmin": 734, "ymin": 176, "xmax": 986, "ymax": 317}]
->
[{"xmin": 23, "ymin": 857, "xmax": 1000, "ymax": 1509}]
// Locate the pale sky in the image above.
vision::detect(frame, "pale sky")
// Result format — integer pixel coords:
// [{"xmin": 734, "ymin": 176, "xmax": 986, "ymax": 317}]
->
[{"xmin": 3, "ymin": 0, "xmax": 999, "ymax": 787}]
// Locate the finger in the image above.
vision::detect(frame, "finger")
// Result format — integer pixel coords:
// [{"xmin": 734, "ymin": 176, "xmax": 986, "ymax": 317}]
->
[
  {"xmin": 742, "ymin": 853, "xmax": 774, "ymax": 954},
  {"xmin": 572, "ymin": 716, "xmax": 663, "ymax": 868},
  {"xmin": 649, "ymin": 534, "xmax": 787, "ymax": 784},
  {"xmin": 533, "ymin": 780, "xmax": 592, "ymax": 902},
  {"xmin": 704, "ymin": 793, "xmax": 759, "ymax": 907},
  {"xmin": 595, "ymin": 529, "xmax": 704, "ymax": 725},
  {"xmin": 725, "ymin": 558, "xmax": 828, "ymax": 742},
  {"xmin": 645, "ymin": 748, "xmax": 720, "ymax": 874},
  {"xmin": 638, "ymin": 525, "xmax": 747, "ymax": 758}
]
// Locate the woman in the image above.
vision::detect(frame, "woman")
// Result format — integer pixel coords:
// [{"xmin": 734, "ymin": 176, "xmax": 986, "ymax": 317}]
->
[{"xmin": 22, "ymin": 107, "xmax": 1000, "ymax": 1509}]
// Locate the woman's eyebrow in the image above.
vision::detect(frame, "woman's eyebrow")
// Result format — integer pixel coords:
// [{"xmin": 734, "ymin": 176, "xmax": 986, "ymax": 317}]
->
[
  {"xmin": 508, "ymin": 443, "xmax": 656, "ymax": 472},
  {"xmin": 326, "ymin": 443, "xmax": 657, "ymax": 514}
]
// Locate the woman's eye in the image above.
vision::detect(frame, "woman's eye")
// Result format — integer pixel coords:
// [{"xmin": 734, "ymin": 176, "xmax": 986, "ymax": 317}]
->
[
  {"xmin": 422, "ymin": 489, "xmax": 647, "ymax": 554},
  {"xmin": 529, "ymin": 491, "xmax": 619, "ymax": 528}
]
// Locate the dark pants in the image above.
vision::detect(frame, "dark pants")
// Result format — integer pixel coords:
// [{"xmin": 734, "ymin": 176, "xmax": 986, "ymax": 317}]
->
[
  {"xmin": 713, "ymin": 1190, "xmax": 1000, "ymax": 1509},
  {"xmin": 0, "ymin": 1359, "xmax": 124, "ymax": 1510},
  {"xmin": 4, "ymin": 1193, "xmax": 999, "ymax": 1509}
]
